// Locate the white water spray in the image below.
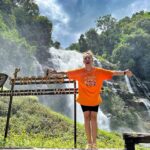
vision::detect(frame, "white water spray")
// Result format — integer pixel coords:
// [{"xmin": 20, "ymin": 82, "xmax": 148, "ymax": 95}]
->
[
  {"xmin": 47, "ymin": 47, "xmax": 110, "ymax": 130},
  {"xmin": 124, "ymin": 75, "xmax": 134, "ymax": 94},
  {"xmin": 124, "ymin": 75, "xmax": 150, "ymax": 116}
]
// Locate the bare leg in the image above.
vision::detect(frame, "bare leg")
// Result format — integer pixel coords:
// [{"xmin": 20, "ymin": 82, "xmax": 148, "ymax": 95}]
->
[
  {"xmin": 90, "ymin": 111, "xmax": 98, "ymax": 144},
  {"xmin": 83, "ymin": 111, "xmax": 92, "ymax": 144}
]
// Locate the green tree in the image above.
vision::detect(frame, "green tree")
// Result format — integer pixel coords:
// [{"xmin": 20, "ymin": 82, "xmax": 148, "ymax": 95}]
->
[
  {"xmin": 67, "ymin": 43, "xmax": 79, "ymax": 51},
  {"xmin": 68, "ymin": 11, "xmax": 150, "ymax": 81},
  {"xmin": 54, "ymin": 41, "xmax": 61, "ymax": 49},
  {"xmin": 0, "ymin": 0, "xmax": 14, "ymax": 14},
  {"xmin": 13, "ymin": 0, "xmax": 39, "ymax": 16},
  {"xmin": 96, "ymin": 15, "xmax": 120, "ymax": 58},
  {"xmin": 85, "ymin": 28, "xmax": 100, "ymax": 54},
  {"xmin": 14, "ymin": 4, "xmax": 53, "ymax": 63},
  {"xmin": 137, "ymin": 19, "xmax": 150, "ymax": 34},
  {"xmin": 78, "ymin": 34, "xmax": 88, "ymax": 52},
  {"xmin": 112, "ymin": 33, "xmax": 150, "ymax": 80},
  {"xmin": 96, "ymin": 14, "xmax": 117, "ymax": 32},
  {"xmin": 0, "ymin": 0, "xmax": 55, "ymax": 65}
]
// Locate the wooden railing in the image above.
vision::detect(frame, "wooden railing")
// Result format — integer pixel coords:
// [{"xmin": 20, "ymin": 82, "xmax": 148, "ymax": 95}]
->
[
  {"xmin": 123, "ymin": 132, "xmax": 150, "ymax": 150},
  {"xmin": 0, "ymin": 68, "xmax": 77, "ymax": 148}
]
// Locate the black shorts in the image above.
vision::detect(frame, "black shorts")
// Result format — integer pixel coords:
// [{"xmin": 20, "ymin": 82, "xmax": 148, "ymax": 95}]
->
[{"xmin": 81, "ymin": 105, "xmax": 99, "ymax": 112}]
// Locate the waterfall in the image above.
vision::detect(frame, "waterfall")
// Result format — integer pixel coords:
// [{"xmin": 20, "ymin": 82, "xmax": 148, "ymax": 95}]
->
[
  {"xmin": 124, "ymin": 75, "xmax": 134, "ymax": 94},
  {"xmin": 125, "ymin": 74, "xmax": 150, "ymax": 116},
  {"xmin": 46, "ymin": 47, "xmax": 110, "ymax": 130},
  {"xmin": 139, "ymin": 98, "xmax": 150, "ymax": 116},
  {"xmin": 1, "ymin": 53, "xmax": 44, "ymax": 88}
]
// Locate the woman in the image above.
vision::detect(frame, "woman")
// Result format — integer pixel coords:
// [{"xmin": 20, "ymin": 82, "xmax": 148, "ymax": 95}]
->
[{"xmin": 56, "ymin": 50, "xmax": 132, "ymax": 149}]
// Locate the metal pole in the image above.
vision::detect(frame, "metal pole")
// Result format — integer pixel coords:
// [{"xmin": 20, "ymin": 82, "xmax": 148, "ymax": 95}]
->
[
  {"xmin": 4, "ymin": 83, "xmax": 14, "ymax": 140},
  {"xmin": 4, "ymin": 68, "xmax": 19, "ymax": 140},
  {"xmin": 74, "ymin": 81, "xmax": 77, "ymax": 148}
]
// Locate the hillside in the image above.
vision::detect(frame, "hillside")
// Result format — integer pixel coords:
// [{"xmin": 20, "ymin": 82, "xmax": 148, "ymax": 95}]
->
[{"xmin": 0, "ymin": 96, "xmax": 124, "ymax": 148}]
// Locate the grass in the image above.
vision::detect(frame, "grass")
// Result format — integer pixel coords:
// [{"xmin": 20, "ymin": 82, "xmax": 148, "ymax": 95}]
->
[{"xmin": 0, "ymin": 96, "xmax": 149, "ymax": 149}]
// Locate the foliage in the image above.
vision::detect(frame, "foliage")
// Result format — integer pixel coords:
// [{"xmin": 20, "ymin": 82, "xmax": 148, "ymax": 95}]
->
[
  {"xmin": 112, "ymin": 31, "xmax": 150, "ymax": 80},
  {"xmin": 105, "ymin": 11, "xmax": 150, "ymax": 80},
  {"xmin": 66, "ymin": 42, "xmax": 80, "ymax": 51},
  {"xmin": 101, "ymin": 87, "xmax": 140, "ymax": 131},
  {"xmin": 13, "ymin": 0, "xmax": 40, "ymax": 16},
  {"xmin": 0, "ymin": 0, "xmax": 54, "ymax": 65},
  {"xmin": 0, "ymin": 0, "xmax": 14, "ymax": 14},
  {"xmin": 96, "ymin": 14, "xmax": 117, "ymax": 32},
  {"xmin": 68, "ymin": 11, "xmax": 150, "ymax": 81},
  {"xmin": 96, "ymin": 55, "xmax": 117, "ymax": 70},
  {"xmin": 53, "ymin": 41, "xmax": 61, "ymax": 49},
  {"xmin": 13, "ymin": 2, "xmax": 53, "ymax": 63},
  {"xmin": 78, "ymin": 34, "xmax": 88, "ymax": 52},
  {"xmin": 85, "ymin": 28, "xmax": 100, "ymax": 54}
]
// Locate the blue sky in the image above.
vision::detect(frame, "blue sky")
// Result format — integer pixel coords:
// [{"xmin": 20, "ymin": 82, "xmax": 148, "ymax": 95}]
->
[{"xmin": 35, "ymin": 0, "xmax": 150, "ymax": 48}]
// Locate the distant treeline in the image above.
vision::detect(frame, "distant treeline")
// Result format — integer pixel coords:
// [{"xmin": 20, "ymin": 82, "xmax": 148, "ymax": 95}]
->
[{"xmin": 68, "ymin": 12, "xmax": 150, "ymax": 81}]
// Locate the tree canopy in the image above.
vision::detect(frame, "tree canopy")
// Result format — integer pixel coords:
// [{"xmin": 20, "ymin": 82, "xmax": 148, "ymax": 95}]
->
[
  {"xmin": 0, "ymin": 0, "xmax": 55, "ymax": 64},
  {"xmin": 68, "ymin": 11, "xmax": 150, "ymax": 81}
]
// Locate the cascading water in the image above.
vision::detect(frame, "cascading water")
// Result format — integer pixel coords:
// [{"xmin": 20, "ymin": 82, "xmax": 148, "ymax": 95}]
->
[
  {"xmin": 124, "ymin": 75, "xmax": 134, "ymax": 94},
  {"xmin": 139, "ymin": 98, "xmax": 150, "ymax": 116},
  {"xmin": 125, "ymin": 74, "xmax": 150, "ymax": 116},
  {"xmin": 46, "ymin": 47, "xmax": 110, "ymax": 130}
]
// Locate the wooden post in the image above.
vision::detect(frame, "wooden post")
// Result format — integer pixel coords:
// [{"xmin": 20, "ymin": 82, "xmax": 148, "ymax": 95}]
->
[
  {"xmin": 74, "ymin": 81, "xmax": 77, "ymax": 148},
  {"xmin": 124, "ymin": 139, "xmax": 135, "ymax": 150},
  {"xmin": 123, "ymin": 133, "xmax": 150, "ymax": 150},
  {"xmin": 4, "ymin": 68, "xmax": 19, "ymax": 140}
]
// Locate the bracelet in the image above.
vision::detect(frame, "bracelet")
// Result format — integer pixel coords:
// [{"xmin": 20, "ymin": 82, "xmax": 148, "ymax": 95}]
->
[{"xmin": 124, "ymin": 71, "xmax": 126, "ymax": 75}]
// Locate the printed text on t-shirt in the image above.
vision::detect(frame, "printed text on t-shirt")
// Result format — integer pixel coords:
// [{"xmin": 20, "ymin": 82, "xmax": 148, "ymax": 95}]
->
[{"xmin": 84, "ymin": 76, "xmax": 96, "ymax": 86}]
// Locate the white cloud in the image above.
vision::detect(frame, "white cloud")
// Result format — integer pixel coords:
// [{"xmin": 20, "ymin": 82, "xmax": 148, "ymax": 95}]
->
[
  {"xmin": 35, "ymin": 0, "xmax": 69, "ymax": 24},
  {"xmin": 35, "ymin": 0, "xmax": 150, "ymax": 48},
  {"xmin": 130, "ymin": 0, "xmax": 150, "ymax": 13},
  {"xmin": 112, "ymin": 0, "xmax": 150, "ymax": 19},
  {"xmin": 35, "ymin": 0, "xmax": 71, "ymax": 47}
]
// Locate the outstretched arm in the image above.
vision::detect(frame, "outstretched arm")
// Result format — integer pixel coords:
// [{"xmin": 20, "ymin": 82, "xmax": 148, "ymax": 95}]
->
[
  {"xmin": 57, "ymin": 71, "xmax": 67, "ymax": 77},
  {"xmin": 112, "ymin": 69, "xmax": 133, "ymax": 77},
  {"xmin": 45, "ymin": 68, "xmax": 67, "ymax": 78}
]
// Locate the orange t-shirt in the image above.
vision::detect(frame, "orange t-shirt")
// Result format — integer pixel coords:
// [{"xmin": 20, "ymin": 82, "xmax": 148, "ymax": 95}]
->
[{"xmin": 67, "ymin": 67, "xmax": 113, "ymax": 106}]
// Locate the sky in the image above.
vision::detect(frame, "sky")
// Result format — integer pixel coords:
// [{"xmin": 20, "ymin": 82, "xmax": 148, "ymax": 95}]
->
[{"xmin": 35, "ymin": 0, "xmax": 150, "ymax": 48}]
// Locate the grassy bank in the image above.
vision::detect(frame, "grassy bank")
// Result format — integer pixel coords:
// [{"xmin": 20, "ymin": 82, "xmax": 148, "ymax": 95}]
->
[{"xmin": 0, "ymin": 96, "xmax": 136, "ymax": 149}]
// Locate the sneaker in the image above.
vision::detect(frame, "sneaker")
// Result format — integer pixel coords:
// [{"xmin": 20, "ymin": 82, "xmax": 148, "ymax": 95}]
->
[
  {"xmin": 92, "ymin": 143, "xmax": 98, "ymax": 150},
  {"xmin": 85, "ymin": 143, "xmax": 92, "ymax": 150}
]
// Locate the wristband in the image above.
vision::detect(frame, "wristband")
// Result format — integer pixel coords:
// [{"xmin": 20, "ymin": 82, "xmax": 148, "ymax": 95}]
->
[{"xmin": 124, "ymin": 71, "xmax": 126, "ymax": 75}]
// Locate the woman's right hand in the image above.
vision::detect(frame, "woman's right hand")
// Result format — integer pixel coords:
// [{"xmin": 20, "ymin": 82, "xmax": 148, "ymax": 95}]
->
[{"xmin": 46, "ymin": 68, "xmax": 66, "ymax": 78}]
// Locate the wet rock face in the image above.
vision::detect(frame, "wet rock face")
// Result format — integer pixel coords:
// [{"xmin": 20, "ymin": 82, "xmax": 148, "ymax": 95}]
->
[
  {"xmin": 128, "ymin": 98, "xmax": 148, "ymax": 111},
  {"xmin": 101, "ymin": 71, "xmax": 150, "ymax": 132}
]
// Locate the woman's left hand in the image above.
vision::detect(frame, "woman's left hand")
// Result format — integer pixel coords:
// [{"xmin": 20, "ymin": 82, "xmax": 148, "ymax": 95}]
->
[{"xmin": 124, "ymin": 69, "xmax": 133, "ymax": 77}]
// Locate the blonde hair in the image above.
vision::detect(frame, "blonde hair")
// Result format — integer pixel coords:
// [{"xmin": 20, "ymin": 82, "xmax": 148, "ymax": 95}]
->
[{"xmin": 83, "ymin": 50, "xmax": 94, "ymax": 60}]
